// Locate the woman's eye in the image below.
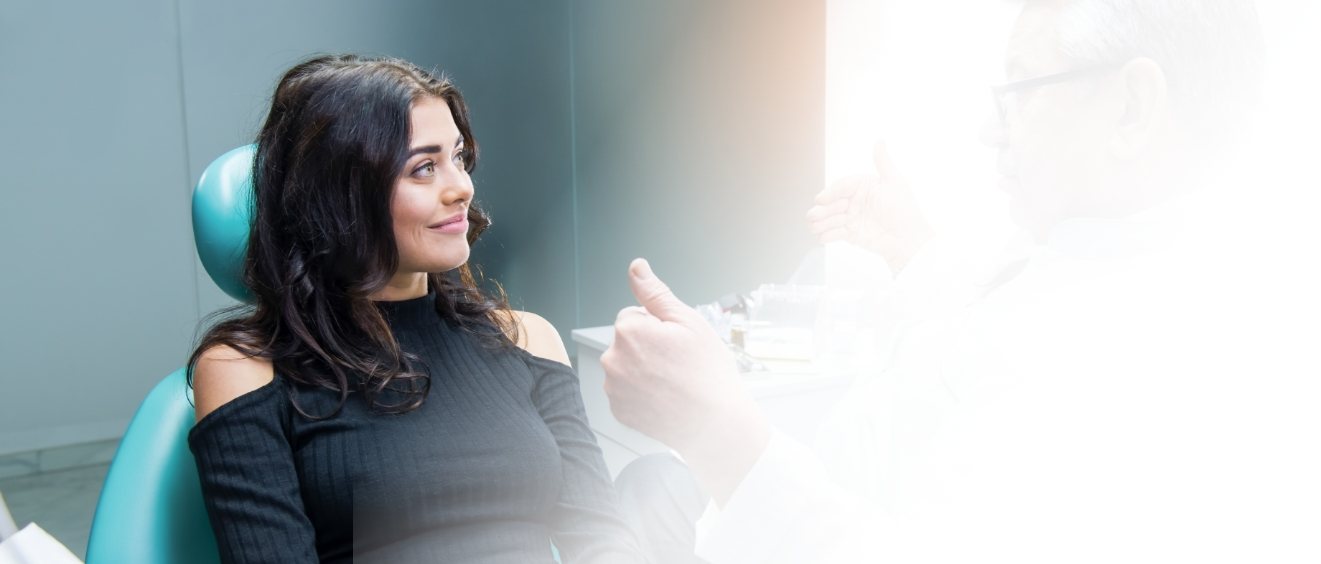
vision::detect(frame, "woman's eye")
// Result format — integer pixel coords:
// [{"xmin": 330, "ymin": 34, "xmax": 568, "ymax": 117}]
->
[
  {"xmin": 413, "ymin": 162, "xmax": 436, "ymax": 177},
  {"xmin": 452, "ymin": 150, "xmax": 466, "ymax": 167}
]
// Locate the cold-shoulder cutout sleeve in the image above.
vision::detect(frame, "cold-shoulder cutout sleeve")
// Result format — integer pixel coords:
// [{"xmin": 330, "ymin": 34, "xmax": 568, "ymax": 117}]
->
[
  {"xmin": 511, "ymin": 310, "xmax": 573, "ymax": 366},
  {"xmin": 188, "ymin": 377, "xmax": 320, "ymax": 563}
]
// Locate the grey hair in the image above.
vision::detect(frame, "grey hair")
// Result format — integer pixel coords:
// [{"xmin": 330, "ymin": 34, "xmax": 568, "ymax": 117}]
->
[{"xmin": 1052, "ymin": 0, "xmax": 1264, "ymax": 147}]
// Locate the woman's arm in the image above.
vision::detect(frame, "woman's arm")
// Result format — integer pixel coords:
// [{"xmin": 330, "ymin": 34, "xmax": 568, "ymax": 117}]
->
[
  {"xmin": 190, "ymin": 346, "xmax": 320, "ymax": 564},
  {"xmin": 518, "ymin": 315, "xmax": 646, "ymax": 563}
]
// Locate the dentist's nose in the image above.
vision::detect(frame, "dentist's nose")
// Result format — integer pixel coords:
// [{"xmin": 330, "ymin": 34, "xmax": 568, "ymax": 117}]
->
[{"xmin": 981, "ymin": 112, "xmax": 1007, "ymax": 149}]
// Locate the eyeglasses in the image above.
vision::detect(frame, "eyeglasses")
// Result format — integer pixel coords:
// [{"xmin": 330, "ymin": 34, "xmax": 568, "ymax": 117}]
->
[{"xmin": 991, "ymin": 63, "xmax": 1123, "ymax": 126}]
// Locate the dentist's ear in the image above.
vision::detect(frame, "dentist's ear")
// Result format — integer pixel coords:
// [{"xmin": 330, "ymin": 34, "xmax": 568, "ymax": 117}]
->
[{"xmin": 1109, "ymin": 57, "xmax": 1169, "ymax": 161}]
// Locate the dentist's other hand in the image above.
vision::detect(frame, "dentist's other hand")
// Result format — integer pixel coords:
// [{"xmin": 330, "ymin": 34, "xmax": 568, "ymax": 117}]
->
[
  {"xmin": 806, "ymin": 143, "xmax": 933, "ymax": 273},
  {"xmin": 602, "ymin": 258, "xmax": 771, "ymax": 505}
]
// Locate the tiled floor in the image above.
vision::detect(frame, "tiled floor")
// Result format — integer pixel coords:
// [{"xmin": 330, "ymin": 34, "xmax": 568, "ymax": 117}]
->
[{"xmin": 0, "ymin": 463, "xmax": 108, "ymax": 560}]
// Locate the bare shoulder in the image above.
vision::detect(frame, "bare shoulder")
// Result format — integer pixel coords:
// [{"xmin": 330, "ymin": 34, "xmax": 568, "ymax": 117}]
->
[
  {"xmin": 509, "ymin": 310, "xmax": 571, "ymax": 367},
  {"xmin": 192, "ymin": 344, "xmax": 276, "ymax": 423}
]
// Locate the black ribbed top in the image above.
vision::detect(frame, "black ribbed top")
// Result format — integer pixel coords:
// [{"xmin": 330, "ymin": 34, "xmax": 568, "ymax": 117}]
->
[{"xmin": 188, "ymin": 293, "xmax": 644, "ymax": 563}]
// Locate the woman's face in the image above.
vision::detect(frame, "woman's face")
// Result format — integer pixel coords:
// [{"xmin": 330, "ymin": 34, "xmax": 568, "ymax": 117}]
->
[{"xmin": 391, "ymin": 96, "xmax": 474, "ymax": 275}]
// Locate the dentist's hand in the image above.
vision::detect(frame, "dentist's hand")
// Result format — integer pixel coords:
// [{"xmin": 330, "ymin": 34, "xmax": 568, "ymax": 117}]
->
[
  {"xmin": 806, "ymin": 143, "xmax": 933, "ymax": 273},
  {"xmin": 602, "ymin": 258, "xmax": 771, "ymax": 504}
]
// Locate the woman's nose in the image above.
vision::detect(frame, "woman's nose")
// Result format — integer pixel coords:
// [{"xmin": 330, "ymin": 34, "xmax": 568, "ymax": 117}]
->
[{"xmin": 440, "ymin": 168, "xmax": 474, "ymax": 206}]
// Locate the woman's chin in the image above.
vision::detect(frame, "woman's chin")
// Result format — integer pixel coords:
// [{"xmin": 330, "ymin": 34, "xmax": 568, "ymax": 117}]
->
[{"xmin": 431, "ymin": 253, "xmax": 471, "ymax": 273}]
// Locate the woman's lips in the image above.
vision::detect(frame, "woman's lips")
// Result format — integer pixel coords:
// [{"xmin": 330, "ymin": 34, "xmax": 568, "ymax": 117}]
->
[{"xmin": 428, "ymin": 214, "xmax": 468, "ymax": 234}]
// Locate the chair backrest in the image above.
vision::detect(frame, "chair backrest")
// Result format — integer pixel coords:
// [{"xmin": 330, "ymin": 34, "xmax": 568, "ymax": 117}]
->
[
  {"xmin": 84, "ymin": 369, "xmax": 219, "ymax": 564},
  {"xmin": 85, "ymin": 146, "xmax": 256, "ymax": 563}
]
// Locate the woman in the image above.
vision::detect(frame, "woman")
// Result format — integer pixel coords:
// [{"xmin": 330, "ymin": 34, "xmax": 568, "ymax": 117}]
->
[{"xmin": 187, "ymin": 54, "xmax": 646, "ymax": 564}]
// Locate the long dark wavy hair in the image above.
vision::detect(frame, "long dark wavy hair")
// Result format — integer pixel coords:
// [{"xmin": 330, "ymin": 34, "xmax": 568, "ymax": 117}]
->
[{"xmin": 188, "ymin": 54, "xmax": 516, "ymax": 417}]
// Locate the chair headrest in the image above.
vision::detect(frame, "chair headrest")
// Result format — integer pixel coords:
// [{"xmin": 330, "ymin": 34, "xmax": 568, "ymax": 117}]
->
[{"xmin": 192, "ymin": 145, "xmax": 256, "ymax": 303}]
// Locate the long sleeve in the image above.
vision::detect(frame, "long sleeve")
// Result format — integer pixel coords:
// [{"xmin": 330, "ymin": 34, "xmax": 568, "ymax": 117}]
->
[
  {"xmin": 188, "ymin": 379, "xmax": 321, "ymax": 564},
  {"xmin": 526, "ymin": 353, "xmax": 647, "ymax": 564}
]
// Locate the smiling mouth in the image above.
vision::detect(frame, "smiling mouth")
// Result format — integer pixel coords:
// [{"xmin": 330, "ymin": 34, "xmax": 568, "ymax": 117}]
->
[
  {"xmin": 428, "ymin": 213, "xmax": 466, "ymax": 229},
  {"xmin": 427, "ymin": 213, "xmax": 469, "ymax": 235}
]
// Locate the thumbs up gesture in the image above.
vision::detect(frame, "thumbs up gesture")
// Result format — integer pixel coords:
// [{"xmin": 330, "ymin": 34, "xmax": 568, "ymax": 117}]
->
[{"xmin": 602, "ymin": 259, "xmax": 771, "ymax": 501}]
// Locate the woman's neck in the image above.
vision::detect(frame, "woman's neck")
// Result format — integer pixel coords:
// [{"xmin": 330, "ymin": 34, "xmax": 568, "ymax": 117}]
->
[{"xmin": 371, "ymin": 272, "xmax": 428, "ymax": 301}]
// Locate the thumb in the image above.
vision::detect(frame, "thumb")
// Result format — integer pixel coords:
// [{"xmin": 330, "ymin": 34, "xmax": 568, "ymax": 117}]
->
[{"xmin": 627, "ymin": 258, "xmax": 697, "ymax": 324}]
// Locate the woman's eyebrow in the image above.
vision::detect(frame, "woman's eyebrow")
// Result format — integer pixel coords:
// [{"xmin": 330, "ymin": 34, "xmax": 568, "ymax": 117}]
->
[
  {"xmin": 454, "ymin": 135, "xmax": 464, "ymax": 148},
  {"xmin": 407, "ymin": 145, "xmax": 442, "ymax": 158}
]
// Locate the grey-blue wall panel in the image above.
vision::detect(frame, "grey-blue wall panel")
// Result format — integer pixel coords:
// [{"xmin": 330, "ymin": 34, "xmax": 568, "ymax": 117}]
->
[{"xmin": 0, "ymin": 0, "xmax": 197, "ymax": 453}]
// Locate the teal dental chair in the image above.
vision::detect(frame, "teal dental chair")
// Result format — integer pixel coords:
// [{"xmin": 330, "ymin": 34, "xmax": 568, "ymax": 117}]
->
[{"xmin": 85, "ymin": 145, "xmax": 256, "ymax": 563}]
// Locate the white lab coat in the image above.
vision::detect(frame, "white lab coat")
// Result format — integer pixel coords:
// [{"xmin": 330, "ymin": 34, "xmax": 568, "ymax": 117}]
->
[{"xmin": 695, "ymin": 193, "xmax": 1321, "ymax": 563}]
